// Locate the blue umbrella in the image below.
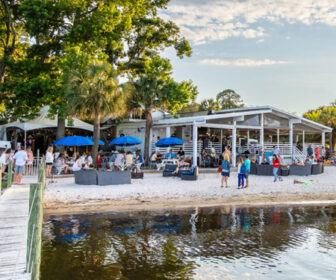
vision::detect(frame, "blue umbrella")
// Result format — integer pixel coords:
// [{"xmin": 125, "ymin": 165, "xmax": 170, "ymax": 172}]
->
[
  {"xmin": 155, "ymin": 137, "xmax": 184, "ymax": 147},
  {"xmin": 109, "ymin": 136, "xmax": 142, "ymax": 146},
  {"xmin": 87, "ymin": 137, "xmax": 105, "ymax": 145},
  {"xmin": 54, "ymin": 136, "xmax": 94, "ymax": 146}
]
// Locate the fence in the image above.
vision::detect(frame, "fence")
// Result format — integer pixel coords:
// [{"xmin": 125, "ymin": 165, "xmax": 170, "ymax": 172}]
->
[{"xmin": 26, "ymin": 159, "xmax": 45, "ymax": 280}]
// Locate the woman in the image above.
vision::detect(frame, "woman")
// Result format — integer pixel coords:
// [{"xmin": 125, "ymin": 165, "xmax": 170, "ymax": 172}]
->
[
  {"xmin": 96, "ymin": 153, "xmax": 102, "ymax": 169},
  {"xmin": 45, "ymin": 146, "xmax": 54, "ymax": 177},
  {"xmin": 172, "ymin": 156, "xmax": 189, "ymax": 174},
  {"xmin": 26, "ymin": 147, "xmax": 34, "ymax": 176},
  {"xmin": 221, "ymin": 154, "xmax": 230, "ymax": 188},
  {"xmin": 71, "ymin": 155, "xmax": 81, "ymax": 172},
  {"xmin": 55, "ymin": 153, "xmax": 69, "ymax": 174},
  {"xmin": 272, "ymin": 154, "xmax": 280, "ymax": 182}
]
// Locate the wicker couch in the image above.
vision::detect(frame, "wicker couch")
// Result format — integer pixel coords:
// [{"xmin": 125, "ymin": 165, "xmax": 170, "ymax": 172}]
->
[
  {"xmin": 97, "ymin": 170, "xmax": 131, "ymax": 185},
  {"xmin": 163, "ymin": 164, "xmax": 178, "ymax": 177},
  {"xmin": 180, "ymin": 166, "xmax": 198, "ymax": 181},
  {"xmin": 289, "ymin": 165, "xmax": 312, "ymax": 176},
  {"xmin": 74, "ymin": 170, "xmax": 97, "ymax": 185}
]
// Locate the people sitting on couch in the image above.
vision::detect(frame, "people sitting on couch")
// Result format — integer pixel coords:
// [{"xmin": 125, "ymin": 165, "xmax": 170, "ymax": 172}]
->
[{"xmin": 172, "ymin": 156, "xmax": 190, "ymax": 174}]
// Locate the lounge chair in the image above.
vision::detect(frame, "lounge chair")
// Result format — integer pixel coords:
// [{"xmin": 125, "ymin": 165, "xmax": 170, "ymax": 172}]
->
[
  {"xmin": 163, "ymin": 164, "xmax": 178, "ymax": 177},
  {"xmin": 180, "ymin": 166, "xmax": 198, "ymax": 181},
  {"xmin": 74, "ymin": 170, "xmax": 97, "ymax": 185}
]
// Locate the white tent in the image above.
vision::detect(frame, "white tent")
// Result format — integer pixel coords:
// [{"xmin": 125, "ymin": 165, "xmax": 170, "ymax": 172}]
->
[{"xmin": 0, "ymin": 106, "xmax": 93, "ymax": 145}]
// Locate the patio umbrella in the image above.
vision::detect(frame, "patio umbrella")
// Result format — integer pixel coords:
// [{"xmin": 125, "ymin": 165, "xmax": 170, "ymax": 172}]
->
[
  {"xmin": 54, "ymin": 136, "xmax": 94, "ymax": 146},
  {"xmin": 155, "ymin": 137, "xmax": 184, "ymax": 147},
  {"xmin": 109, "ymin": 136, "xmax": 142, "ymax": 146},
  {"xmin": 87, "ymin": 137, "xmax": 105, "ymax": 145}
]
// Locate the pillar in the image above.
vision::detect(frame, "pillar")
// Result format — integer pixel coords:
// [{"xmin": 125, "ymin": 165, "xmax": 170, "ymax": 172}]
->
[
  {"xmin": 289, "ymin": 122, "xmax": 293, "ymax": 158},
  {"xmin": 232, "ymin": 121, "xmax": 237, "ymax": 167},
  {"xmin": 166, "ymin": 126, "xmax": 171, "ymax": 153},
  {"xmin": 220, "ymin": 129, "xmax": 223, "ymax": 153},
  {"xmin": 322, "ymin": 132, "xmax": 325, "ymax": 147},
  {"xmin": 259, "ymin": 114, "xmax": 264, "ymax": 148},
  {"xmin": 302, "ymin": 130, "xmax": 305, "ymax": 151},
  {"xmin": 277, "ymin": 128, "xmax": 280, "ymax": 148},
  {"xmin": 192, "ymin": 123, "xmax": 198, "ymax": 166},
  {"xmin": 247, "ymin": 130, "xmax": 250, "ymax": 150}
]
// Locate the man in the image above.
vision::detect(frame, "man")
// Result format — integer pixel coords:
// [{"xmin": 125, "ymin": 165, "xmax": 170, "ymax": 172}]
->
[
  {"xmin": 272, "ymin": 145, "xmax": 280, "ymax": 156},
  {"xmin": 165, "ymin": 148, "xmax": 175, "ymax": 159},
  {"xmin": 307, "ymin": 144, "xmax": 313, "ymax": 157},
  {"xmin": 13, "ymin": 147, "xmax": 27, "ymax": 185},
  {"xmin": 244, "ymin": 155, "xmax": 251, "ymax": 188}
]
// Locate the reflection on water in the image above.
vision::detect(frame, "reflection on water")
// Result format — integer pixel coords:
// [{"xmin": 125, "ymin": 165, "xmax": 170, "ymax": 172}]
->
[{"xmin": 41, "ymin": 205, "xmax": 336, "ymax": 280}]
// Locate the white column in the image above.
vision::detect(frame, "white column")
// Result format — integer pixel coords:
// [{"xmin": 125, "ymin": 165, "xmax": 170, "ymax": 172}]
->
[
  {"xmin": 322, "ymin": 132, "xmax": 325, "ymax": 147},
  {"xmin": 259, "ymin": 114, "xmax": 264, "ymax": 148},
  {"xmin": 289, "ymin": 122, "xmax": 293, "ymax": 158},
  {"xmin": 277, "ymin": 128, "xmax": 280, "ymax": 148},
  {"xmin": 295, "ymin": 134, "xmax": 299, "ymax": 143},
  {"xmin": 232, "ymin": 121, "xmax": 237, "ymax": 167},
  {"xmin": 166, "ymin": 126, "xmax": 171, "ymax": 153},
  {"xmin": 302, "ymin": 130, "xmax": 305, "ymax": 151},
  {"xmin": 192, "ymin": 123, "xmax": 198, "ymax": 166},
  {"xmin": 220, "ymin": 129, "xmax": 223, "ymax": 153}
]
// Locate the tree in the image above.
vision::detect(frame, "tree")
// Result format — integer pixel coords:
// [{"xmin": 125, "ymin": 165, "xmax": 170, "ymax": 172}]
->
[
  {"xmin": 178, "ymin": 102, "xmax": 200, "ymax": 114},
  {"xmin": 129, "ymin": 56, "xmax": 198, "ymax": 163},
  {"xmin": 66, "ymin": 59, "xmax": 125, "ymax": 165},
  {"xmin": 216, "ymin": 89, "xmax": 244, "ymax": 109},
  {"xmin": 199, "ymin": 98, "xmax": 220, "ymax": 112},
  {"xmin": 303, "ymin": 105, "xmax": 336, "ymax": 152}
]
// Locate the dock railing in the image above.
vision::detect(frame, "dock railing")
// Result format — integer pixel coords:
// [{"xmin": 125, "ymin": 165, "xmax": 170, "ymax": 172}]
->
[{"xmin": 26, "ymin": 158, "xmax": 46, "ymax": 280}]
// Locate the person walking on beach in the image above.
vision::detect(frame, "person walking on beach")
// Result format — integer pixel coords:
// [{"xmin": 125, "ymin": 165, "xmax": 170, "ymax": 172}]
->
[
  {"xmin": 45, "ymin": 146, "xmax": 54, "ymax": 177},
  {"xmin": 244, "ymin": 155, "xmax": 251, "ymax": 188},
  {"xmin": 272, "ymin": 154, "xmax": 280, "ymax": 182},
  {"xmin": 237, "ymin": 158, "xmax": 245, "ymax": 189},
  {"xmin": 221, "ymin": 154, "xmax": 230, "ymax": 188}
]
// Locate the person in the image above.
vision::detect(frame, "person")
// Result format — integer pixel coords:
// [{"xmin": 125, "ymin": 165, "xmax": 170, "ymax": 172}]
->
[
  {"xmin": 13, "ymin": 147, "xmax": 27, "ymax": 185},
  {"xmin": 55, "ymin": 153, "xmax": 69, "ymax": 174},
  {"xmin": 221, "ymin": 154, "xmax": 230, "ymax": 188},
  {"xmin": 261, "ymin": 158, "xmax": 269, "ymax": 165},
  {"xmin": 223, "ymin": 146, "xmax": 231, "ymax": 162},
  {"xmin": 134, "ymin": 150, "xmax": 144, "ymax": 171},
  {"xmin": 272, "ymin": 145, "xmax": 280, "ymax": 156},
  {"xmin": 67, "ymin": 147, "xmax": 74, "ymax": 158},
  {"xmin": 45, "ymin": 146, "xmax": 54, "ymax": 177},
  {"xmin": 201, "ymin": 149, "xmax": 208, "ymax": 167},
  {"xmin": 72, "ymin": 155, "xmax": 81, "ymax": 172},
  {"xmin": 321, "ymin": 146, "xmax": 326, "ymax": 161},
  {"xmin": 165, "ymin": 148, "xmax": 175, "ymax": 159},
  {"xmin": 244, "ymin": 155, "xmax": 251, "ymax": 188},
  {"xmin": 26, "ymin": 147, "xmax": 34, "ymax": 176},
  {"xmin": 150, "ymin": 151, "xmax": 158, "ymax": 168},
  {"xmin": 114, "ymin": 151, "xmax": 125, "ymax": 170},
  {"xmin": 315, "ymin": 146, "xmax": 320, "ymax": 161},
  {"xmin": 125, "ymin": 151, "xmax": 134, "ymax": 169},
  {"xmin": 210, "ymin": 146, "xmax": 216, "ymax": 167},
  {"xmin": 0, "ymin": 149, "xmax": 7, "ymax": 172},
  {"xmin": 172, "ymin": 156, "xmax": 190, "ymax": 174},
  {"xmin": 87, "ymin": 153, "xmax": 93, "ymax": 166},
  {"xmin": 237, "ymin": 158, "xmax": 246, "ymax": 189},
  {"xmin": 272, "ymin": 154, "xmax": 281, "ymax": 182},
  {"xmin": 177, "ymin": 147, "xmax": 185, "ymax": 158},
  {"xmin": 250, "ymin": 145, "xmax": 256, "ymax": 155},
  {"xmin": 307, "ymin": 144, "xmax": 313, "ymax": 157},
  {"xmin": 96, "ymin": 153, "xmax": 102, "ymax": 169}
]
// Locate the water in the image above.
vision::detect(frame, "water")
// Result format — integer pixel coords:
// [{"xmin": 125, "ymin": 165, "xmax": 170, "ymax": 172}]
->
[{"xmin": 41, "ymin": 205, "xmax": 336, "ymax": 280}]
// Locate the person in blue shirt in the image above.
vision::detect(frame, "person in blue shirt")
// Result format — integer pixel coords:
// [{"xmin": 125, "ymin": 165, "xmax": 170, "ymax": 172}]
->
[
  {"xmin": 244, "ymin": 155, "xmax": 251, "ymax": 188},
  {"xmin": 165, "ymin": 148, "xmax": 175, "ymax": 159},
  {"xmin": 221, "ymin": 154, "xmax": 231, "ymax": 188},
  {"xmin": 237, "ymin": 158, "xmax": 246, "ymax": 189}
]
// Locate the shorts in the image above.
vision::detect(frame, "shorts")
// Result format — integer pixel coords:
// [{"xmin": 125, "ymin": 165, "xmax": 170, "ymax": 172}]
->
[
  {"xmin": 245, "ymin": 171, "xmax": 250, "ymax": 178},
  {"xmin": 46, "ymin": 162, "xmax": 53, "ymax": 166},
  {"xmin": 221, "ymin": 171, "xmax": 230, "ymax": 177},
  {"xmin": 14, "ymin": 165, "xmax": 25, "ymax": 174}
]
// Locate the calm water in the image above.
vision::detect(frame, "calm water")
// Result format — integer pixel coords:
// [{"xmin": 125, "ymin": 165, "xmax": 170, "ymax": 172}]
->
[{"xmin": 41, "ymin": 205, "xmax": 336, "ymax": 280}]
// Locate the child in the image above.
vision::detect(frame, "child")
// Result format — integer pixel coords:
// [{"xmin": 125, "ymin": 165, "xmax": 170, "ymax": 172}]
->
[
  {"xmin": 221, "ymin": 154, "xmax": 231, "ymax": 188},
  {"xmin": 237, "ymin": 158, "xmax": 246, "ymax": 189}
]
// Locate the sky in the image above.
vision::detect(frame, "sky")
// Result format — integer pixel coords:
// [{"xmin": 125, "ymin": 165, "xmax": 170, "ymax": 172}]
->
[{"xmin": 160, "ymin": 0, "xmax": 336, "ymax": 115}]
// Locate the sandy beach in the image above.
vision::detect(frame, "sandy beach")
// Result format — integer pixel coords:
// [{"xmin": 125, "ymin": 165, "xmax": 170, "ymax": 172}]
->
[{"xmin": 42, "ymin": 166, "xmax": 336, "ymax": 215}]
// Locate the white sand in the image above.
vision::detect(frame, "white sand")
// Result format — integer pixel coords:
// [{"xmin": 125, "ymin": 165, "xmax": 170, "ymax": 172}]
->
[{"xmin": 44, "ymin": 166, "xmax": 336, "ymax": 203}]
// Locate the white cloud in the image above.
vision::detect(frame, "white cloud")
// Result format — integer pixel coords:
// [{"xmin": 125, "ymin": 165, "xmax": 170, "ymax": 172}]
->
[
  {"xmin": 162, "ymin": 0, "xmax": 336, "ymax": 44},
  {"xmin": 200, "ymin": 58, "xmax": 289, "ymax": 67}
]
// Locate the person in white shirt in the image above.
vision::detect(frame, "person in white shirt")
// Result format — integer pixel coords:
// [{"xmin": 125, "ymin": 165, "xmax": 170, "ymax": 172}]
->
[
  {"xmin": 71, "ymin": 155, "xmax": 82, "ymax": 172},
  {"xmin": 45, "ymin": 146, "xmax": 54, "ymax": 177},
  {"xmin": 13, "ymin": 147, "xmax": 27, "ymax": 184}
]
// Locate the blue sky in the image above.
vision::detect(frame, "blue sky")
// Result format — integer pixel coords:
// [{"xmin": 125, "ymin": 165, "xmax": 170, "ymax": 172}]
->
[{"xmin": 161, "ymin": 0, "xmax": 336, "ymax": 115}]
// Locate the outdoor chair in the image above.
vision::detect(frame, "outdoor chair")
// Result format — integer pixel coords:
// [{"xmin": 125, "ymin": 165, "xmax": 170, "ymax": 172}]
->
[
  {"xmin": 311, "ymin": 164, "xmax": 323, "ymax": 175},
  {"xmin": 250, "ymin": 162, "xmax": 257, "ymax": 175},
  {"xmin": 163, "ymin": 164, "xmax": 178, "ymax": 177},
  {"xmin": 289, "ymin": 165, "xmax": 312, "ymax": 176},
  {"xmin": 74, "ymin": 170, "xmax": 97, "ymax": 185},
  {"xmin": 97, "ymin": 170, "xmax": 131, "ymax": 185},
  {"xmin": 256, "ymin": 164, "xmax": 274, "ymax": 176},
  {"xmin": 180, "ymin": 166, "xmax": 198, "ymax": 181}
]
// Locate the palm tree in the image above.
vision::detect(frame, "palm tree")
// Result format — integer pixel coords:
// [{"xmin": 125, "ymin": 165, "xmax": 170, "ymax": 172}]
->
[{"xmin": 66, "ymin": 60, "xmax": 125, "ymax": 165}]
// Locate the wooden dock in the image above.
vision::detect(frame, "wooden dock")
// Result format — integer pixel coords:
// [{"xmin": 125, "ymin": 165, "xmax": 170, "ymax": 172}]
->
[{"xmin": 0, "ymin": 182, "xmax": 32, "ymax": 280}]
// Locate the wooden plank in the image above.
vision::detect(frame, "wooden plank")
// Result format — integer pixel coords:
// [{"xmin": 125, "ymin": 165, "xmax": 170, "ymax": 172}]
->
[{"xmin": 0, "ymin": 180, "xmax": 31, "ymax": 280}]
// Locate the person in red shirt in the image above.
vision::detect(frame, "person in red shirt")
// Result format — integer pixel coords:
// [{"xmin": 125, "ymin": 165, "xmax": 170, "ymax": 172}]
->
[
  {"xmin": 315, "ymin": 146, "xmax": 320, "ymax": 161},
  {"xmin": 272, "ymin": 154, "xmax": 281, "ymax": 182}
]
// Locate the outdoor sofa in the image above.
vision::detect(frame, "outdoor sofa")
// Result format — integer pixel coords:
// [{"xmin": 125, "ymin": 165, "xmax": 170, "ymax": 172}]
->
[
  {"xmin": 74, "ymin": 169, "xmax": 131, "ymax": 185},
  {"xmin": 311, "ymin": 164, "xmax": 323, "ymax": 175},
  {"xmin": 180, "ymin": 166, "xmax": 198, "ymax": 181},
  {"xmin": 163, "ymin": 164, "xmax": 178, "ymax": 177},
  {"xmin": 289, "ymin": 165, "xmax": 312, "ymax": 176}
]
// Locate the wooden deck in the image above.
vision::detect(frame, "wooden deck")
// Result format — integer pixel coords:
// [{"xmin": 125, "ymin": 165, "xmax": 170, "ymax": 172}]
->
[{"xmin": 0, "ymin": 181, "xmax": 32, "ymax": 280}]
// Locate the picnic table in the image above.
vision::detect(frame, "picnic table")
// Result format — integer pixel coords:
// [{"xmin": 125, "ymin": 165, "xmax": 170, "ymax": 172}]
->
[{"xmin": 156, "ymin": 158, "xmax": 179, "ymax": 171}]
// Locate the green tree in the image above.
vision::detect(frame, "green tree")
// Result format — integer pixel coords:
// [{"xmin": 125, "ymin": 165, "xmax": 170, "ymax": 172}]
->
[
  {"xmin": 178, "ymin": 102, "xmax": 200, "ymax": 114},
  {"xmin": 66, "ymin": 59, "xmax": 125, "ymax": 165},
  {"xmin": 216, "ymin": 89, "xmax": 244, "ymax": 109},
  {"xmin": 303, "ymin": 105, "xmax": 336, "ymax": 152},
  {"xmin": 199, "ymin": 98, "xmax": 220, "ymax": 111},
  {"xmin": 129, "ymin": 56, "xmax": 198, "ymax": 162}
]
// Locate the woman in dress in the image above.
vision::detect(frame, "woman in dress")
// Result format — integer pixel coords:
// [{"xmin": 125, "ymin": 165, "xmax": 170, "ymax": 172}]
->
[
  {"xmin": 45, "ymin": 146, "xmax": 54, "ymax": 177},
  {"xmin": 26, "ymin": 147, "xmax": 34, "ymax": 176}
]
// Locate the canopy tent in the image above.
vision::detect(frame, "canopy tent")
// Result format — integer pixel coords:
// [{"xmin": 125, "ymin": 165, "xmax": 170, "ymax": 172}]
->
[
  {"xmin": 0, "ymin": 106, "xmax": 93, "ymax": 148},
  {"xmin": 0, "ymin": 106, "xmax": 93, "ymax": 133}
]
